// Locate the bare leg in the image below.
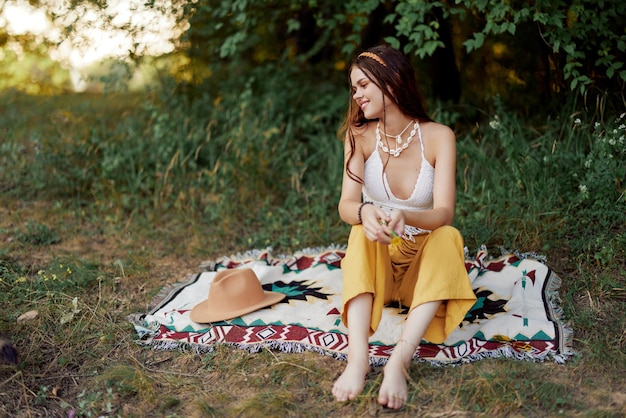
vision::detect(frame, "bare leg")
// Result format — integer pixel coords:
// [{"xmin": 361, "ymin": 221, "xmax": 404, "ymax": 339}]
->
[
  {"xmin": 378, "ymin": 300, "xmax": 441, "ymax": 409},
  {"xmin": 332, "ymin": 293, "xmax": 372, "ymax": 402}
]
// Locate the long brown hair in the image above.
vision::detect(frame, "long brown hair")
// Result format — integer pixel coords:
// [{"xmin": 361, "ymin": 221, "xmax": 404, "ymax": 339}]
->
[{"xmin": 339, "ymin": 45, "xmax": 432, "ymax": 184}]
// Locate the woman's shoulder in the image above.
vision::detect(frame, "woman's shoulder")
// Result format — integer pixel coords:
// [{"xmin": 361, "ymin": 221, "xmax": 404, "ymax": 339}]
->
[
  {"xmin": 420, "ymin": 120, "xmax": 455, "ymax": 141},
  {"xmin": 349, "ymin": 122, "xmax": 377, "ymax": 154},
  {"xmin": 350, "ymin": 121, "xmax": 376, "ymax": 139},
  {"xmin": 419, "ymin": 120, "xmax": 456, "ymax": 163}
]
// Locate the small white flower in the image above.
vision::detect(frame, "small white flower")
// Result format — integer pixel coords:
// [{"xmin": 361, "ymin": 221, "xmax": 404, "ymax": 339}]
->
[
  {"xmin": 609, "ymin": 138, "xmax": 616, "ymax": 146},
  {"xmin": 579, "ymin": 184, "xmax": 588, "ymax": 193},
  {"xmin": 574, "ymin": 118, "xmax": 582, "ymax": 125},
  {"xmin": 594, "ymin": 122, "xmax": 600, "ymax": 128},
  {"xmin": 584, "ymin": 159, "xmax": 592, "ymax": 168},
  {"xmin": 489, "ymin": 116, "xmax": 500, "ymax": 130}
]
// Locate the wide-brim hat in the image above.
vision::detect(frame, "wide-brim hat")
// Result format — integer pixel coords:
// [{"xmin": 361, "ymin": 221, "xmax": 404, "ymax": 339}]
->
[{"xmin": 189, "ymin": 268, "xmax": 286, "ymax": 323}]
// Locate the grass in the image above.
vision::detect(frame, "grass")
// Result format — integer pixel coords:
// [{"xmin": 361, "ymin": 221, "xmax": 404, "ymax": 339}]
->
[{"xmin": 0, "ymin": 75, "xmax": 624, "ymax": 417}]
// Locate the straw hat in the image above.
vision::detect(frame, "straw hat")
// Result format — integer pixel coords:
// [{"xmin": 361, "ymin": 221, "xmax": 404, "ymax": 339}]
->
[{"xmin": 189, "ymin": 268, "xmax": 286, "ymax": 323}]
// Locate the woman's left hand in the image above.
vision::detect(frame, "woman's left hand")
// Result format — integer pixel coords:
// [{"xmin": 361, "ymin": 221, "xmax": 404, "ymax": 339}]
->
[
  {"xmin": 380, "ymin": 209, "xmax": 405, "ymax": 244},
  {"xmin": 388, "ymin": 209, "xmax": 405, "ymax": 237}
]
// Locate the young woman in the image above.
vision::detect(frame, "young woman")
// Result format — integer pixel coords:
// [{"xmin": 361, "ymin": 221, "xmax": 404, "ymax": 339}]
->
[{"xmin": 332, "ymin": 45, "xmax": 476, "ymax": 410}]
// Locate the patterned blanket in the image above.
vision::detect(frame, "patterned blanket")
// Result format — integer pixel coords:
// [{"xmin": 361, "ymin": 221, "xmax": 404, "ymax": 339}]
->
[{"xmin": 130, "ymin": 248, "xmax": 574, "ymax": 365}]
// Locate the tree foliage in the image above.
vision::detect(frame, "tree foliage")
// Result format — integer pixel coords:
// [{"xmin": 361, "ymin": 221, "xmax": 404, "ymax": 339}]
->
[
  {"xmin": 1, "ymin": 0, "xmax": 624, "ymax": 108},
  {"xmin": 451, "ymin": 0, "xmax": 626, "ymax": 96},
  {"xmin": 175, "ymin": 0, "xmax": 624, "ymax": 106}
]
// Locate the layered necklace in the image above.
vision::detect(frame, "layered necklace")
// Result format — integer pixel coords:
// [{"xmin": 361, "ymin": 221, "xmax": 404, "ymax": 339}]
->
[{"xmin": 376, "ymin": 119, "xmax": 418, "ymax": 157}]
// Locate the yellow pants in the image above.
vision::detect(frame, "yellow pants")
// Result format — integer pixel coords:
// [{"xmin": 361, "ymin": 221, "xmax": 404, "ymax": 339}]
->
[{"xmin": 340, "ymin": 225, "xmax": 477, "ymax": 344}]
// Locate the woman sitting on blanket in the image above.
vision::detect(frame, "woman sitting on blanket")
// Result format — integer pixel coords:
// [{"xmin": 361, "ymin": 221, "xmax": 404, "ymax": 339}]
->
[{"xmin": 332, "ymin": 44, "xmax": 477, "ymax": 410}]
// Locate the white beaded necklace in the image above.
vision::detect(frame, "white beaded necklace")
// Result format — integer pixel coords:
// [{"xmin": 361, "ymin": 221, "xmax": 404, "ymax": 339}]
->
[
  {"xmin": 381, "ymin": 119, "xmax": 413, "ymax": 144},
  {"xmin": 376, "ymin": 120, "xmax": 418, "ymax": 157}
]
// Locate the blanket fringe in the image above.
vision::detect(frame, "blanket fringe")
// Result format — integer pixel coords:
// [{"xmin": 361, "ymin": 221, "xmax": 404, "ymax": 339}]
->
[
  {"xmin": 139, "ymin": 339, "xmax": 349, "ymax": 363},
  {"xmin": 135, "ymin": 337, "xmax": 571, "ymax": 368},
  {"xmin": 544, "ymin": 270, "xmax": 576, "ymax": 359},
  {"xmin": 199, "ymin": 245, "xmax": 347, "ymax": 271},
  {"xmin": 464, "ymin": 245, "xmax": 548, "ymax": 264},
  {"xmin": 420, "ymin": 344, "xmax": 570, "ymax": 367}
]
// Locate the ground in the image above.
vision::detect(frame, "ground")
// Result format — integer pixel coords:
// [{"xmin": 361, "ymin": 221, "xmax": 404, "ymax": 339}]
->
[{"xmin": 0, "ymin": 200, "xmax": 625, "ymax": 417}]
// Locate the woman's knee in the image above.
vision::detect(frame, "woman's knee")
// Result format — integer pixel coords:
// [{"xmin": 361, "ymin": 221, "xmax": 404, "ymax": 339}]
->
[
  {"xmin": 431, "ymin": 225, "xmax": 461, "ymax": 239},
  {"xmin": 427, "ymin": 225, "xmax": 463, "ymax": 248}
]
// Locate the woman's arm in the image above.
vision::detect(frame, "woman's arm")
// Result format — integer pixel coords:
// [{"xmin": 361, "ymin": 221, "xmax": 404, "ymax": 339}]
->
[
  {"xmin": 338, "ymin": 130, "xmax": 397, "ymax": 243},
  {"xmin": 338, "ymin": 131, "xmax": 367, "ymax": 225}
]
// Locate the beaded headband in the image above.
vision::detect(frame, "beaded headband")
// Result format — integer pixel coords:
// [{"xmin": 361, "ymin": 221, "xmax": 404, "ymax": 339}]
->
[{"xmin": 358, "ymin": 51, "xmax": 387, "ymax": 67}]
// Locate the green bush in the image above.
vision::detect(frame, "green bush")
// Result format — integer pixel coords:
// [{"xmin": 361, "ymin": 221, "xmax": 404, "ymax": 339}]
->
[
  {"xmin": 0, "ymin": 72, "xmax": 623, "ymax": 255},
  {"xmin": 453, "ymin": 99, "xmax": 624, "ymax": 257}
]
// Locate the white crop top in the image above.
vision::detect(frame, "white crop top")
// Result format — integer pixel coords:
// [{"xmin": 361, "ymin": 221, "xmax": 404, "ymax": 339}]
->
[{"xmin": 362, "ymin": 120, "xmax": 434, "ymax": 240}]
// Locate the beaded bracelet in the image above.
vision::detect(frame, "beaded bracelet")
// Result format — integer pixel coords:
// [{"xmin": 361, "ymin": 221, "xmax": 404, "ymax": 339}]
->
[{"xmin": 357, "ymin": 201, "xmax": 373, "ymax": 224}]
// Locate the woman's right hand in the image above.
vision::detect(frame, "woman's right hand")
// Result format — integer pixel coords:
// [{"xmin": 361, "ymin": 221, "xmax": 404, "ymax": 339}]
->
[{"xmin": 361, "ymin": 205, "xmax": 394, "ymax": 244}]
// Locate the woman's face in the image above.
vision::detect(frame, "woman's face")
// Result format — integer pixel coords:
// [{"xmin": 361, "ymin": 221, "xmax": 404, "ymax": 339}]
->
[{"xmin": 350, "ymin": 67, "xmax": 385, "ymax": 120}]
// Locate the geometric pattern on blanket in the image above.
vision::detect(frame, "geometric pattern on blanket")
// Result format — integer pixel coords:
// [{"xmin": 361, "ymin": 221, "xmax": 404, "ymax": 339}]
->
[{"xmin": 129, "ymin": 247, "xmax": 574, "ymax": 366}]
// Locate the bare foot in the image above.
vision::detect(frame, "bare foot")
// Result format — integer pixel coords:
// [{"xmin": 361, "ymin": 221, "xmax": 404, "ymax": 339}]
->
[
  {"xmin": 332, "ymin": 357, "xmax": 370, "ymax": 402},
  {"xmin": 377, "ymin": 358, "xmax": 408, "ymax": 410}
]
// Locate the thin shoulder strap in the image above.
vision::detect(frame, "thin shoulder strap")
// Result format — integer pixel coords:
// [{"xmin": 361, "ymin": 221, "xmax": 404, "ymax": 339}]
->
[{"xmin": 416, "ymin": 121, "xmax": 426, "ymax": 161}]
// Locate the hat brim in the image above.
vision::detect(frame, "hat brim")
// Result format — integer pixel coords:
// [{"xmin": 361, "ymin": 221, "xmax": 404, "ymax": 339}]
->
[{"xmin": 189, "ymin": 291, "xmax": 286, "ymax": 323}]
